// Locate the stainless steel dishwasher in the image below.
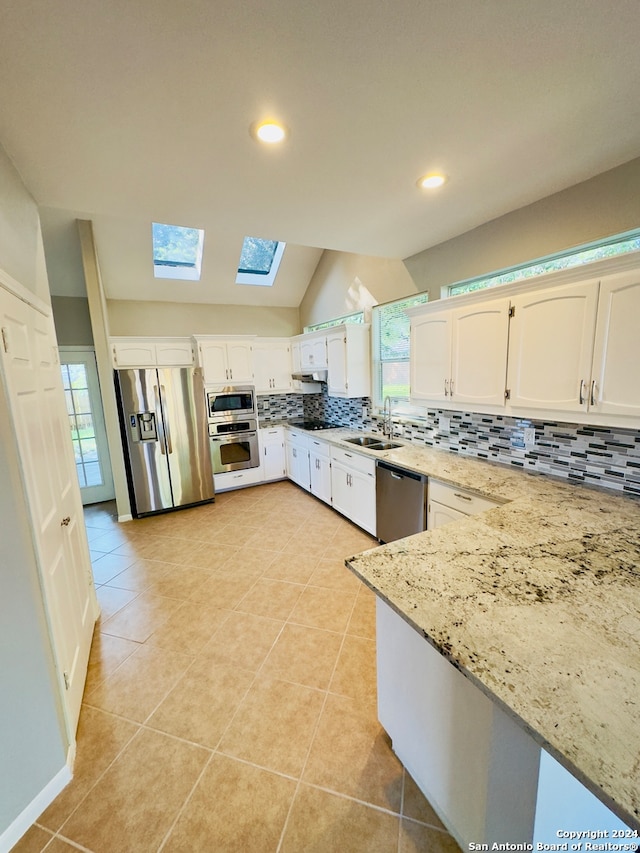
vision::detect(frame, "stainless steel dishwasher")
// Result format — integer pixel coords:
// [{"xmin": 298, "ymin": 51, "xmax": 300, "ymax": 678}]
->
[{"xmin": 376, "ymin": 460, "xmax": 428, "ymax": 543}]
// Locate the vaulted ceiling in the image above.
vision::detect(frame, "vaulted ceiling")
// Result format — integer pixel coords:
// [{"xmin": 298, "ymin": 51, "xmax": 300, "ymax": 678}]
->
[{"xmin": 1, "ymin": 0, "xmax": 639, "ymax": 306}]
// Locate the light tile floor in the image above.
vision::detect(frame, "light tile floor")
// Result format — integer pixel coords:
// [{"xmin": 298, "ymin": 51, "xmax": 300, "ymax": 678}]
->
[{"xmin": 13, "ymin": 480, "xmax": 462, "ymax": 853}]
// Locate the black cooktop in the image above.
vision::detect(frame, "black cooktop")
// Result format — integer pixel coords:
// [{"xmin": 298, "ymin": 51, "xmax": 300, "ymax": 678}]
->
[{"xmin": 288, "ymin": 419, "xmax": 341, "ymax": 431}]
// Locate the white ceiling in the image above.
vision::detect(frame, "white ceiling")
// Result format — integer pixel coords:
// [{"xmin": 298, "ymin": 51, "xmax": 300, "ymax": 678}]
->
[{"xmin": 1, "ymin": 0, "xmax": 640, "ymax": 306}]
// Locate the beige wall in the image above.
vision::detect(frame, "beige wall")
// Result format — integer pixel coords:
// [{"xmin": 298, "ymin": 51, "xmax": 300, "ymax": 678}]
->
[
  {"xmin": 404, "ymin": 158, "xmax": 640, "ymax": 301},
  {"xmin": 51, "ymin": 296, "xmax": 94, "ymax": 346},
  {"xmin": 300, "ymin": 251, "xmax": 418, "ymax": 328},
  {"xmin": 107, "ymin": 299, "xmax": 300, "ymax": 337}
]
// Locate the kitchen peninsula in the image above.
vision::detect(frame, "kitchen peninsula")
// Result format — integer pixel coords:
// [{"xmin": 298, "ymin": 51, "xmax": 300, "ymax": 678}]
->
[{"xmin": 342, "ymin": 443, "xmax": 640, "ymax": 847}]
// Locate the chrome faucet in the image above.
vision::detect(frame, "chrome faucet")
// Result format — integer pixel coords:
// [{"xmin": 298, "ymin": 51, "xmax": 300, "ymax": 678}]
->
[{"xmin": 383, "ymin": 395, "xmax": 393, "ymax": 438}]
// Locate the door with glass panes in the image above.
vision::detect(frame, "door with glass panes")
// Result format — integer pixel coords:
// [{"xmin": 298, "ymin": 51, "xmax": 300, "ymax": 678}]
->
[{"xmin": 60, "ymin": 347, "xmax": 114, "ymax": 504}]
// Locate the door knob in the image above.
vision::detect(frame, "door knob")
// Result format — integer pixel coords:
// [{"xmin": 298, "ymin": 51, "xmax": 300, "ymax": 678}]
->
[{"xmin": 61, "ymin": 516, "xmax": 71, "ymax": 526}]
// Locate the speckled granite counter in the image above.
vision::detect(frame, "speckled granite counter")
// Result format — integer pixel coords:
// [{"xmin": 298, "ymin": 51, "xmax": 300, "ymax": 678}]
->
[{"xmin": 326, "ymin": 437, "xmax": 640, "ymax": 831}]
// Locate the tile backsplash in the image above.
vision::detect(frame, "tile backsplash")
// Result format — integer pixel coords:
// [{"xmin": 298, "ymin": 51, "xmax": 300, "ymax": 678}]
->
[{"xmin": 259, "ymin": 391, "xmax": 640, "ymax": 497}]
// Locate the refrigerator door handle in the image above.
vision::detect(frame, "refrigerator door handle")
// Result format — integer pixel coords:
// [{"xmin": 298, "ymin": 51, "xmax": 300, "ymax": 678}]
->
[
  {"xmin": 154, "ymin": 385, "xmax": 168, "ymax": 455},
  {"xmin": 159, "ymin": 385, "xmax": 173, "ymax": 454}
]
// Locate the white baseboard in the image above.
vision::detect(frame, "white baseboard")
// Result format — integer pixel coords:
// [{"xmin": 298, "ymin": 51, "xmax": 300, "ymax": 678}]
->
[
  {"xmin": 0, "ymin": 762, "xmax": 72, "ymax": 853},
  {"xmin": 117, "ymin": 513, "xmax": 133, "ymax": 522}
]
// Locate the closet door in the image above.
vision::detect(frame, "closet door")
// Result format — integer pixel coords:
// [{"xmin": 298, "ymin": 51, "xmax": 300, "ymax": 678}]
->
[{"xmin": 0, "ymin": 286, "xmax": 96, "ymax": 735}]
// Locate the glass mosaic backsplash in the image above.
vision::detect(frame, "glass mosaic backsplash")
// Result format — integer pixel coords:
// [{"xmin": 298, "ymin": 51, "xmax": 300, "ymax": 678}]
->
[{"xmin": 258, "ymin": 391, "xmax": 640, "ymax": 496}]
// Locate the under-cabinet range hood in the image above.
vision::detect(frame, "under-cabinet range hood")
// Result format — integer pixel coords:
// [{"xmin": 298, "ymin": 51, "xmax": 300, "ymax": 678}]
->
[{"xmin": 291, "ymin": 369, "xmax": 328, "ymax": 382}]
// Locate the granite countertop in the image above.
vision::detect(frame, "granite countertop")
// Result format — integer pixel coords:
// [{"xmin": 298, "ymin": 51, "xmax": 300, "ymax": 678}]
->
[{"xmin": 321, "ymin": 435, "xmax": 640, "ymax": 831}]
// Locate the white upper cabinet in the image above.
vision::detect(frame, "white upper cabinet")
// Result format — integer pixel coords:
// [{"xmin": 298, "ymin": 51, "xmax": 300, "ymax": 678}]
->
[
  {"xmin": 299, "ymin": 333, "xmax": 327, "ymax": 370},
  {"xmin": 507, "ymin": 279, "xmax": 599, "ymax": 414},
  {"xmin": 194, "ymin": 337, "xmax": 254, "ymax": 385},
  {"xmin": 410, "ymin": 298, "xmax": 509, "ymax": 410},
  {"xmin": 253, "ymin": 339, "xmax": 292, "ymax": 394},
  {"xmin": 590, "ymin": 269, "xmax": 640, "ymax": 418},
  {"xmin": 111, "ymin": 337, "xmax": 194, "ymax": 368},
  {"xmin": 326, "ymin": 325, "xmax": 371, "ymax": 398}
]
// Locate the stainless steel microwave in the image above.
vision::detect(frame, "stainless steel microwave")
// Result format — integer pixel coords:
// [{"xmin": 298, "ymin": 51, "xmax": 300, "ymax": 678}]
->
[{"xmin": 206, "ymin": 385, "xmax": 256, "ymax": 420}]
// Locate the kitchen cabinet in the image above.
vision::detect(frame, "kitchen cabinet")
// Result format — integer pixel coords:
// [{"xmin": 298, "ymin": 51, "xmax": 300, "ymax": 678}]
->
[
  {"xmin": 111, "ymin": 337, "xmax": 194, "ymax": 368},
  {"xmin": 285, "ymin": 428, "xmax": 310, "ymax": 490},
  {"xmin": 427, "ymin": 479, "xmax": 501, "ymax": 530},
  {"xmin": 299, "ymin": 332, "xmax": 327, "ymax": 370},
  {"xmin": 254, "ymin": 339, "xmax": 292, "ymax": 394},
  {"xmin": 260, "ymin": 426, "xmax": 286, "ymax": 481},
  {"xmin": 507, "ymin": 279, "xmax": 599, "ymax": 415},
  {"xmin": 326, "ymin": 324, "xmax": 371, "ymax": 398},
  {"xmin": 410, "ymin": 298, "xmax": 509, "ymax": 410},
  {"xmin": 308, "ymin": 436, "xmax": 332, "ymax": 504},
  {"xmin": 330, "ymin": 446, "xmax": 376, "ymax": 535},
  {"xmin": 214, "ymin": 467, "xmax": 262, "ymax": 492},
  {"xmin": 194, "ymin": 336, "xmax": 254, "ymax": 385}
]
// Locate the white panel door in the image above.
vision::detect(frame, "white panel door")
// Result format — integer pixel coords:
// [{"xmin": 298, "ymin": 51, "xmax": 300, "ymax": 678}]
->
[
  {"xmin": 0, "ymin": 289, "xmax": 96, "ymax": 735},
  {"xmin": 410, "ymin": 311, "xmax": 452, "ymax": 403},
  {"xmin": 590, "ymin": 270, "xmax": 640, "ymax": 419},
  {"xmin": 226, "ymin": 341, "xmax": 254, "ymax": 383},
  {"xmin": 451, "ymin": 298, "xmax": 510, "ymax": 407},
  {"xmin": 507, "ymin": 279, "xmax": 599, "ymax": 413},
  {"xmin": 326, "ymin": 331, "xmax": 348, "ymax": 395}
]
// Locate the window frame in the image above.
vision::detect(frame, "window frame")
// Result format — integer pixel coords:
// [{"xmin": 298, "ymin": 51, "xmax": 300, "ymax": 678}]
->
[
  {"xmin": 152, "ymin": 222, "xmax": 205, "ymax": 282},
  {"xmin": 236, "ymin": 239, "xmax": 286, "ymax": 287}
]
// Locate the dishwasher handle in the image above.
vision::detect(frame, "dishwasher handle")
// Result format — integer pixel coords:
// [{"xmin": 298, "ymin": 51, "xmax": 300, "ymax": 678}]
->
[{"xmin": 376, "ymin": 460, "xmax": 426, "ymax": 483}]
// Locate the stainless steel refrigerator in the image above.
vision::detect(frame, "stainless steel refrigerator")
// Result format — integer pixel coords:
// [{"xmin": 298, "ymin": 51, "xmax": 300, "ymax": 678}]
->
[{"xmin": 115, "ymin": 367, "xmax": 214, "ymax": 517}]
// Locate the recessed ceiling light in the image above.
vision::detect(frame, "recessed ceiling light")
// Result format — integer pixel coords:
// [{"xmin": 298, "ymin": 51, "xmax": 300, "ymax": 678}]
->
[
  {"xmin": 251, "ymin": 120, "xmax": 288, "ymax": 144},
  {"xmin": 417, "ymin": 173, "xmax": 447, "ymax": 189}
]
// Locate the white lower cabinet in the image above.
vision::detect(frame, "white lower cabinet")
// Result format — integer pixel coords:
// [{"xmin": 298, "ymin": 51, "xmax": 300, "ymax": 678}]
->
[
  {"xmin": 260, "ymin": 427, "xmax": 286, "ymax": 481},
  {"xmin": 285, "ymin": 429, "xmax": 310, "ymax": 490},
  {"xmin": 427, "ymin": 479, "xmax": 501, "ymax": 530},
  {"xmin": 308, "ymin": 437, "xmax": 332, "ymax": 504},
  {"xmin": 377, "ymin": 598, "xmax": 540, "ymax": 849},
  {"xmin": 214, "ymin": 467, "xmax": 262, "ymax": 492},
  {"xmin": 330, "ymin": 446, "xmax": 376, "ymax": 535}
]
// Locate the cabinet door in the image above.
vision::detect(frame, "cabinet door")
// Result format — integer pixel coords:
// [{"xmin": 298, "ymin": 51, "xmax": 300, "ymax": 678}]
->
[
  {"xmin": 326, "ymin": 331, "xmax": 347, "ymax": 395},
  {"xmin": 410, "ymin": 311, "xmax": 452, "ymax": 403},
  {"xmin": 451, "ymin": 299, "xmax": 509, "ymax": 407},
  {"xmin": 226, "ymin": 341, "xmax": 254, "ymax": 383},
  {"xmin": 427, "ymin": 500, "xmax": 467, "ymax": 530},
  {"xmin": 286, "ymin": 440, "xmax": 310, "ymax": 490},
  {"xmin": 300, "ymin": 335, "xmax": 327, "ymax": 370},
  {"xmin": 261, "ymin": 341, "xmax": 292, "ymax": 393},
  {"xmin": 349, "ymin": 468, "xmax": 376, "ymax": 535},
  {"xmin": 112, "ymin": 339, "xmax": 157, "ymax": 368},
  {"xmin": 309, "ymin": 452, "xmax": 332, "ymax": 504},
  {"xmin": 155, "ymin": 340, "xmax": 194, "ymax": 366},
  {"xmin": 330, "ymin": 460, "xmax": 352, "ymax": 519},
  {"xmin": 261, "ymin": 428, "xmax": 286, "ymax": 481},
  {"xmin": 507, "ymin": 279, "xmax": 598, "ymax": 413},
  {"xmin": 197, "ymin": 341, "xmax": 228, "ymax": 384},
  {"xmin": 590, "ymin": 271, "xmax": 640, "ymax": 419}
]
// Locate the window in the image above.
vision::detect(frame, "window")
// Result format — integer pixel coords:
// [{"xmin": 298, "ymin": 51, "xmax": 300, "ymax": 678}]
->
[
  {"xmin": 372, "ymin": 292, "xmax": 429, "ymax": 407},
  {"xmin": 152, "ymin": 222, "xmax": 204, "ymax": 281},
  {"xmin": 304, "ymin": 311, "xmax": 364, "ymax": 332},
  {"xmin": 447, "ymin": 230, "xmax": 640, "ymax": 297},
  {"xmin": 236, "ymin": 237, "xmax": 286, "ymax": 286}
]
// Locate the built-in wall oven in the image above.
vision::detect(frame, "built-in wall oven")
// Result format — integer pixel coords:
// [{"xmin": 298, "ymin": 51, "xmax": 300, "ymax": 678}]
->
[{"xmin": 206, "ymin": 385, "xmax": 260, "ymax": 474}]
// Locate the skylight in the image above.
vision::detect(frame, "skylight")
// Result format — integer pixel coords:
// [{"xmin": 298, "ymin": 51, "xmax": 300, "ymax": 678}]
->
[
  {"xmin": 236, "ymin": 237, "xmax": 286, "ymax": 287},
  {"xmin": 152, "ymin": 222, "xmax": 204, "ymax": 281}
]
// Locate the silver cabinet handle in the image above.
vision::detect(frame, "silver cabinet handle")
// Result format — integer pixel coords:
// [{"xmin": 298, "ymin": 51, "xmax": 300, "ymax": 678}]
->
[
  {"xmin": 449, "ymin": 379, "xmax": 454, "ymax": 396},
  {"xmin": 579, "ymin": 379, "xmax": 586, "ymax": 405},
  {"xmin": 590, "ymin": 379, "xmax": 597, "ymax": 406},
  {"xmin": 444, "ymin": 379, "xmax": 449, "ymax": 396},
  {"xmin": 454, "ymin": 492, "xmax": 472, "ymax": 501}
]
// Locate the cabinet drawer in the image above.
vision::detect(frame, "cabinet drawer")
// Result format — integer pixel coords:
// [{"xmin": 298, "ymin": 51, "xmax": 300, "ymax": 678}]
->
[
  {"xmin": 330, "ymin": 446, "xmax": 376, "ymax": 477},
  {"xmin": 286, "ymin": 429, "xmax": 309, "ymax": 448},
  {"xmin": 428, "ymin": 480, "xmax": 500, "ymax": 516},
  {"xmin": 308, "ymin": 437, "xmax": 330, "ymax": 459}
]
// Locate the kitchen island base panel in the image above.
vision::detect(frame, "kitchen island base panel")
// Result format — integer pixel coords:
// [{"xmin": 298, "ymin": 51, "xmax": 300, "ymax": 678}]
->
[{"xmin": 377, "ymin": 598, "xmax": 540, "ymax": 849}]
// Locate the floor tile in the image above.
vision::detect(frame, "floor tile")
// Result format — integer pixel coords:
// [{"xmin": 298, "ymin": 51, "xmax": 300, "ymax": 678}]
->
[
  {"xmin": 100, "ymin": 591, "xmax": 180, "ymax": 642},
  {"xmin": 83, "ymin": 643, "xmax": 194, "ymax": 722},
  {"xmin": 59, "ymin": 728, "xmax": 208, "ymax": 853},
  {"xmin": 329, "ymin": 633, "xmax": 377, "ymax": 707},
  {"xmin": 303, "ymin": 693, "xmax": 403, "ymax": 812},
  {"xmin": 347, "ymin": 586, "xmax": 377, "ymax": 639},
  {"xmin": 280, "ymin": 784, "xmax": 399, "ymax": 853},
  {"xmin": 37, "ymin": 837, "xmax": 80, "ymax": 853},
  {"xmin": 8, "ymin": 825, "xmax": 53, "ymax": 853},
  {"xmin": 144, "ymin": 600, "xmax": 229, "ymax": 655},
  {"xmin": 399, "ymin": 819, "xmax": 462, "ymax": 853},
  {"xmin": 103, "ymin": 559, "xmax": 180, "ymax": 593},
  {"xmin": 38, "ymin": 706, "xmax": 139, "ymax": 832},
  {"xmin": 95, "ymin": 585, "xmax": 139, "ymax": 621},
  {"xmin": 288, "ymin": 585, "xmax": 357, "ymax": 633},
  {"xmin": 261, "ymin": 623, "xmax": 343, "ymax": 690},
  {"xmin": 90, "ymin": 552, "xmax": 138, "ymax": 585},
  {"xmin": 402, "ymin": 771, "xmax": 447, "ymax": 829},
  {"xmin": 162, "ymin": 753, "xmax": 296, "ymax": 853},
  {"xmin": 198, "ymin": 611, "xmax": 284, "ymax": 671},
  {"xmin": 148, "ymin": 659, "xmax": 254, "ymax": 749},
  {"xmin": 308, "ymin": 556, "xmax": 362, "ymax": 593},
  {"xmin": 235, "ymin": 578, "xmax": 304, "ymax": 620},
  {"xmin": 262, "ymin": 551, "xmax": 320, "ymax": 584},
  {"xmin": 187, "ymin": 572, "xmax": 255, "ymax": 608},
  {"xmin": 218, "ymin": 674, "xmax": 325, "ymax": 777}
]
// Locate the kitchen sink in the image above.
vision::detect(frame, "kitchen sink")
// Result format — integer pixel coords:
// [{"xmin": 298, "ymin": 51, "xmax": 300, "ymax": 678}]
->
[{"xmin": 343, "ymin": 436, "xmax": 402, "ymax": 451}]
